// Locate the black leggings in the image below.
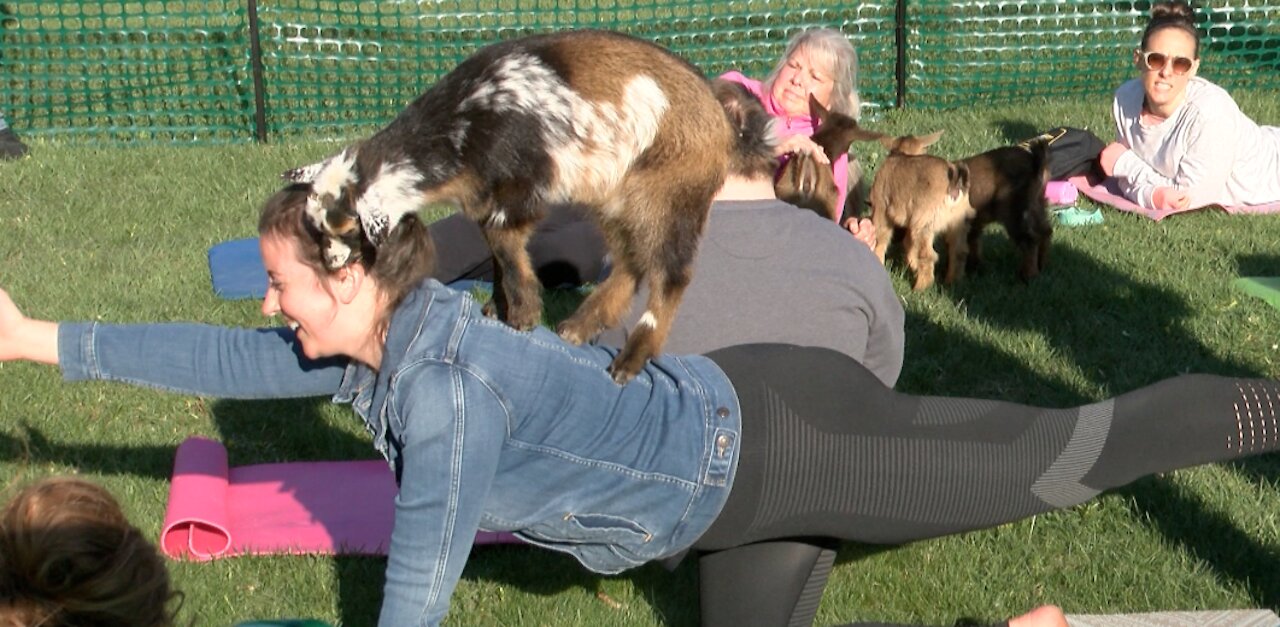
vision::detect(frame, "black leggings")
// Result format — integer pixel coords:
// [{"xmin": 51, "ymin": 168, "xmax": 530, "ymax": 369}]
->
[{"xmin": 695, "ymin": 344, "xmax": 1280, "ymax": 626}]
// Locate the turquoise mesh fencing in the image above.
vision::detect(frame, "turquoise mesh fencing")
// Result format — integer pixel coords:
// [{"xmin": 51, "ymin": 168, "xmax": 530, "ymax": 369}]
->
[
  {"xmin": 2, "ymin": 1, "xmax": 1278, "ymax": 144},
  {"xmin": 256, "ymin": 0, "xmax": 896, "ymax": 138}
]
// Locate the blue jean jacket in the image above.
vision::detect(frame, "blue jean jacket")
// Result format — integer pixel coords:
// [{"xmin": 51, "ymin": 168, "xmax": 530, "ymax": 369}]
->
[{"xmin": 58, "ymin": 279, "xmax": 741, "ymax": 626}]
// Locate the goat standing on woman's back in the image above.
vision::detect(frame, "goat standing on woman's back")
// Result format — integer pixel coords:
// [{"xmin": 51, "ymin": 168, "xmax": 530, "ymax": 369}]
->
[{"xmin": 286, "ymin": 30, "xmax": 734, "ymax": 383}]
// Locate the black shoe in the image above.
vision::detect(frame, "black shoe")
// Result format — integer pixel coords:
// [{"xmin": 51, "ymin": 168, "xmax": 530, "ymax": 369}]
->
[{"xmin": 0, "ymin": 127, "xmax": 29, "ymax": 160}]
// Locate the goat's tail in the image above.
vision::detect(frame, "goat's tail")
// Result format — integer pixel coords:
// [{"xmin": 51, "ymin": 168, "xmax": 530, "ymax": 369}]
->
[{"xmin": 1024, "ymin": 136, "xmax": 1052, "ymax": 189}]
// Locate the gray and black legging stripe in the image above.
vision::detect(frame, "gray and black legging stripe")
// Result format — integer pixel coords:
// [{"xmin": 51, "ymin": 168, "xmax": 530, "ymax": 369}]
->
[{"xmin": 694, "ymin": 343, "xmax": 1280, "ymax": 627}]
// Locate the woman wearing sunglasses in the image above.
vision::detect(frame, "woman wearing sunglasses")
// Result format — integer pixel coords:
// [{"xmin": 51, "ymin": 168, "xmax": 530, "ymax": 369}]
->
[{"xmin": 1100, "ymin": 0, "xmax": 1280, "ymax": 212}]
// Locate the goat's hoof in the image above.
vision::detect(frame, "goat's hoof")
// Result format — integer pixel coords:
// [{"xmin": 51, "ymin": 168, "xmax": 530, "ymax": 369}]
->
[
  {"xmin": 556, "ymin": 319, "xmax": 595, "ymax": 345},
  {"xmin": 481, "ymin": 300, "xmax": 499, "ymax": 319},
  {"xmin": 607, "ymin": 353, "xmax": 644, "ymax": 385}
]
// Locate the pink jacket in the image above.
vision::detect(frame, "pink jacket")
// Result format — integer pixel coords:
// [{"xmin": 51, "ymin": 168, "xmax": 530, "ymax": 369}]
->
[{"xmin": 718, "ymin": 71, "xmax": 851, "ymax": 218}]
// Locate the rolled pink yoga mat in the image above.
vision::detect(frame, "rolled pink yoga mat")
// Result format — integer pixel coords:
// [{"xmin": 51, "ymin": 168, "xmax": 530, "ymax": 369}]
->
[
  {"xmin": 161, "ymin": 437, "xmax": 519, "ymax": 561},
  {"xmin": 1044, "ymin": 180, "xmax": 1078, "ymax": 205}
]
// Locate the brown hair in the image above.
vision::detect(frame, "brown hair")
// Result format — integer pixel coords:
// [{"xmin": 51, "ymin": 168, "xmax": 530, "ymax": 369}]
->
[
  {"xmin": 0, "ymin": 478, "xmax": 178, "ymax": 627},
  {"xmin": 257, "ymin": 184, "xmax": 437, "ymax": 330},
  {"xmin": 711, "ymin": 79, "xmax": 778, "ymax": 181},
  {"xmin": 1142, "ymin": 1, "xmax": 1200, "ymax": 57}
]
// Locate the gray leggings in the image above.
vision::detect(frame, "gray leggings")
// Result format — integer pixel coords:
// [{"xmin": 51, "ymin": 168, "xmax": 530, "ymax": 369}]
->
[{"xmin": 695, "ymin": 344, "xmax": 1280, "ymax": 626}]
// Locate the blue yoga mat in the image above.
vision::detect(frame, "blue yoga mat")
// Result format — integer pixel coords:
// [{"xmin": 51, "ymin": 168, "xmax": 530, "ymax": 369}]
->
[
  {"xmin": 208, "ymin": 238, "xmax": 268, "ymax": 300},
  {"xmin": 208, "ymin": 237, "xmax": 493, "ymax": 300}
]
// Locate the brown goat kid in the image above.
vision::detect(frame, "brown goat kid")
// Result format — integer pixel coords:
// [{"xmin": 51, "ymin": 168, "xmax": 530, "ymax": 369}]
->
[
  {"xmin": 774, "ymin": 95, "xmax": 883, "ymax": 221},
  {"xmin": 284, "ymin": 30, "xmax": 734, "ymax": 384},
  {"xmin": 868, "ymin": 131, "xmax": 972, "ymax": 291},
  {"xmin": 957, "ymin": 139, "xmax": 1053, "ymax": 283}
]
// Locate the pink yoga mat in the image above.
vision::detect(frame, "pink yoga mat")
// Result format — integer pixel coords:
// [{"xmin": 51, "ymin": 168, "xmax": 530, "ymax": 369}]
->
[
  {"xmin": 1068, "ymin": 174, "xmax": 1280, "ymax": 222},
  {"xmin": 161, "ymin": 437, "xmax": 519, "ymax": 561}
]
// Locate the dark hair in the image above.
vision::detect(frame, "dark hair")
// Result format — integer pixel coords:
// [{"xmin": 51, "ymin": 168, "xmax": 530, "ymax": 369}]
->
[
  {"xmin": 257, "ymin": 184, "xmax": 437, "ymax": 328},
  {"xmin": 711, "ymin": 79, "xmax": 778, "ymax": 181},
  {"xmin": 0, "ymin": 478, "xmax": 179, "ymax": 627},
  {"xmin": 1142, "ymin": 1, "xmax": 1200, "ymax": 57}
]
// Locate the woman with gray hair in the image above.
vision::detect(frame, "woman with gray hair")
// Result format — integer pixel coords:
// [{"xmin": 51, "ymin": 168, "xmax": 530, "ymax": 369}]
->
[{"xmin": 719, "ymin": 28, "xmax": 874, "ymax": 242}]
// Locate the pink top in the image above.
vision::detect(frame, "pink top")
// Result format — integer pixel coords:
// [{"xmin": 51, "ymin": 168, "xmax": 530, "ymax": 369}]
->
[{"xmin": 719, "ymin": 71, "xmax": 851, "ymax": 218}]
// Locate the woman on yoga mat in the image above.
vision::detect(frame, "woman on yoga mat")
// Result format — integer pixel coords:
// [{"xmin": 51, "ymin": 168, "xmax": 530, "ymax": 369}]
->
[
  {"xmin": 0, "ymin": 477, "xmax": 179, "ymax": 626},
  {"xmin": 3, "ymin": 179, "xmax": 1277, "ymax": 626},
  {"xmin": 1100, "ymin": 0, "xmax": 1280, "ymax": 212}
]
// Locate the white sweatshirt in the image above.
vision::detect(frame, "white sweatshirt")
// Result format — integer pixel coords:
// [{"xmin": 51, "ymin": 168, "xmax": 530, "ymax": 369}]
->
[{"xmin": 1111, "ymin": 76, "xmax": 1280, "ymax": 209}]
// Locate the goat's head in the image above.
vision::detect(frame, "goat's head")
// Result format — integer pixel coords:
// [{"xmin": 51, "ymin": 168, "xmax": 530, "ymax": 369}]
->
[{"xmin": 807, "ymin": 95, "xmax": 884, "ymax": 162}]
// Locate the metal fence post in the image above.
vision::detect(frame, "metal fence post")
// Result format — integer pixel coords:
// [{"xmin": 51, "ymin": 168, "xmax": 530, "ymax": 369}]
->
[
  {"xmin": 894, "ymin": 0, "xmax": 906, "ymax": 109},
  {"xmin": 248, "ymin": 0, "xmax": 268, "ymax": 142}
]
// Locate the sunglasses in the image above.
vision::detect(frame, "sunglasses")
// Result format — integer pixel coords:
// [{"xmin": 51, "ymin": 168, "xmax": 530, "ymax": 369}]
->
[{"xmin": 1138, "ymin": 50, "xmax": 1195, "ymax": 75}]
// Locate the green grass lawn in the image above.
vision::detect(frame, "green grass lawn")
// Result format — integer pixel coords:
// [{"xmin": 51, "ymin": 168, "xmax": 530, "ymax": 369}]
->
[{"xmin": 2, "ymin": 91, "xmax": 1280, "ymax": 626}]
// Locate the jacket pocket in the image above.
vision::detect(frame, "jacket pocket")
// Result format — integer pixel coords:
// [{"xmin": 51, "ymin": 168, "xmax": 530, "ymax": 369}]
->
[{"xmin": 532, "ymin": 512, "xmax": 654, "ymax": 544}]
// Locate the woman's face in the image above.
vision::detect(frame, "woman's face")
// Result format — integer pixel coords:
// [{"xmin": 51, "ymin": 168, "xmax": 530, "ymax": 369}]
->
[
  {"xmin": 260, "ymin": 233, "xmax": 347, "ymax": 360},
  {"xmin": 771, "ymin": 47, "xmax": 836, "ymax": 118},
  {"xmin": 1136, "ymin": 27, "xmax": 1198, "ymax": 115}
]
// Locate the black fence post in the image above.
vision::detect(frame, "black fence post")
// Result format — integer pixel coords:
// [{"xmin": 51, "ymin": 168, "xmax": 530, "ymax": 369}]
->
[
  {"xmin": 248, "ymin": 0, "xmax": 268, "ymax": 142},
  {"xmin": 894, "ymin": 0, "xmax": 906, "ymax": 109}
]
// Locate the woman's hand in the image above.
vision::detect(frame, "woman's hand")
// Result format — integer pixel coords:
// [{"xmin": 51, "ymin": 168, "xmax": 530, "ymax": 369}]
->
[
  {"xmin": 1099, "ymin": 142, "xmax": 1129, "ymax": 177},
  {"xmin": 776, "ymin": 134, "xmax": 829, "ymax": 164},
  {"xmin": 0, "ymin": 287, "xmax": 58, "ymax": 364},
  {"xmin": 1153, "ymin": 186, "xmax": 1191, "ymax": 211},
  {"xmin": 843, "ymin": 217, "xmax": 877, "ymax": 250}
]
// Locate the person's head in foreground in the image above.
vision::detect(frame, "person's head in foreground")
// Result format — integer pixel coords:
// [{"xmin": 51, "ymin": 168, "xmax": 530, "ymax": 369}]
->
[
  {"xmin": 1135, "ymin": 0, "xmax": 1200, "ymax": 117},
  {"xmin": 764, "ymin": 27, "xmax": 860, "ymax": 119},
  {"xmin": 0, "ymin": 477, "xmax": 178, "ymax": 627}
]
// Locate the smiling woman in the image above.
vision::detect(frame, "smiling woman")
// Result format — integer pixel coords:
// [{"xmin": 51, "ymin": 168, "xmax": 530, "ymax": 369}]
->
[
  {"xmin": 1099, "ymin": 0, "xmax": 1280, "ymax": 212},
  {"xmin": 717, "ymin": 28, "xmax": 875, "ymax": 234},
  {"xmin": 7, "ymin": 181, "xmax": 1280, "ymax": 626}
]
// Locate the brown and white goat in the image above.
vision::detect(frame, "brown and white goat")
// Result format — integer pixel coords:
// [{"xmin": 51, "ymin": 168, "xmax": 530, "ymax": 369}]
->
[
  {"xmin": 285, "ymin": 30, "xmax": 733, "ymax": 384},
  {"xmin": 773, "ymin": 95, "xmax": 882, "ymax": 221},
  {"xmin": 868, "ymin": 131, "xmax": 972, "ymax": 291}
]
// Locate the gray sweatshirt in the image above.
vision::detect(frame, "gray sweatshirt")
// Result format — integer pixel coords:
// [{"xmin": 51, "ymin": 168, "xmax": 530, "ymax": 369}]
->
[
  {"xmin": 1112, "ymin": 77, "xmax": 1280, "ymax": 209},
  {"xmin": 602, "ymin": 199, "xmax": 905, "ymax": 387}
]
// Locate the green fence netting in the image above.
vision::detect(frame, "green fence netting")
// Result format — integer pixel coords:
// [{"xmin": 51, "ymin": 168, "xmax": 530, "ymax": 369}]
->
[{"xmin": 2, "ymin": 1, "xmax": 1278, "ymax": 144}]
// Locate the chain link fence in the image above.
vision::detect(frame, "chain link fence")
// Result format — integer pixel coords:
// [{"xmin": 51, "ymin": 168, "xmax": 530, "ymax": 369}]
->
[{"xmin": 2, "ymin": 1, "xmax": 1277, "ymax": 144}]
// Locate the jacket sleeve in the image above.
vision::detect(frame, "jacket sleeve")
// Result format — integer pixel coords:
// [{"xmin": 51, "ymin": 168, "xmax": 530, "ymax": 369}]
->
[
  {"xmin": 58, "ymin": 322, "xmax": 346, "ymax": 399},
  {"xmin": 377, "ymin": 361, "xmax": 508, "ymax": 627}
]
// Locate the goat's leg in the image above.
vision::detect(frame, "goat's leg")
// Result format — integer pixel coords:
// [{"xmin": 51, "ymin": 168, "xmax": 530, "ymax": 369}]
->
[
  {"xmin": 482, "ymin": 221, "xmax": 542, "ymax": 330},
  {"xmin": 943, "ymin": 222, "xmax": 970, "ymax": 286},
  {"xmin": 964, "ymin": 217, "xmax": 989, "ymax": 275},
  {"xmin": 871, "ymin": 205, "xmax": 894, "ymax": 264},
  {"xmin": 557, "ymin": 262, "xmax": 639, "ymax": 345},
  {"xmin": 608, "ymin": 262, "xmax": 692, "ymax": 384},
  {"xmin": 1016, "ymin": 235, "xmax": 1042, "ymax": 282},
  {"xmin": 913, "ymin": 236, "xmax": 938, "ymax": 291},
  {"xmin": 904, "ymin": 229, "xmax": 936, "ymax": 291}
]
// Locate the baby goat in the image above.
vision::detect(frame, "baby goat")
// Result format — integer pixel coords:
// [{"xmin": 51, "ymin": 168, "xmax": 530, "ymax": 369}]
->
[
  {"xmin": 285, "ymin": 30, "xmax": 733, "ymax": 384},
  {"xmin": 957, "ymin": 139, "xmax": 1053, "ymax": 283},
  {"xmin": 774, "ymin": 95, "xmax": 883, "ymax": 221},
  {"xmin": 868, "ymin": 131, "xmax": 972, "ymax": 290}
]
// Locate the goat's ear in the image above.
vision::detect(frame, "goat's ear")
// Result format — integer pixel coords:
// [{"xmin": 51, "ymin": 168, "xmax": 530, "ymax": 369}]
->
[
  {"xmin": 808, "ymin": 94, "xmax": 829, "ymax": 125},
  {"xmin": 918, "ymin": 130, "xmax": 944, "ymax": 148},
  {"xmin": 851, "ymin": 127, "xmax": 885, "ymax": 143},
  {"xmin": 878, "ymin": 135, "xmax": 898, "ymax": 151},
  {"xmin": 282, "ymin": 156, "xmax": 332, "ymax": 183}
]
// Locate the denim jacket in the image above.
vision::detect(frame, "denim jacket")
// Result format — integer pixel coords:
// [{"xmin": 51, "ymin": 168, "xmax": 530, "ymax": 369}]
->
[{"xmin": 58, "ymin": 279, "xmax": 741, "ymax": 626}]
